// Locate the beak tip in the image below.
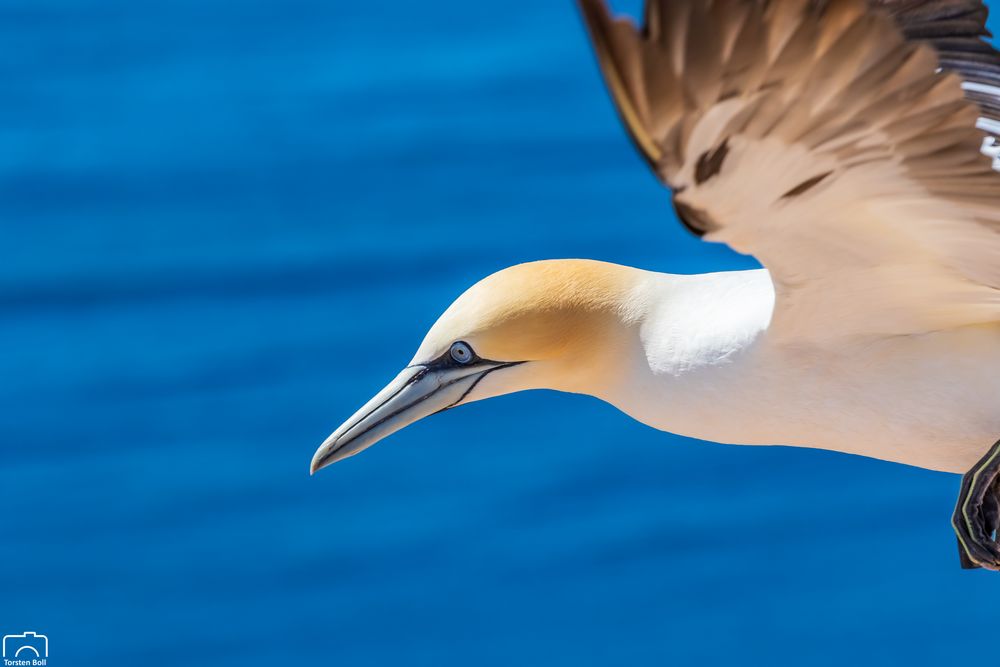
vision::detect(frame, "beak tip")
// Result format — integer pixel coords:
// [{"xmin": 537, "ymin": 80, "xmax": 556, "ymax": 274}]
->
[
  {"xmin": 309, "ymin": 450, "xmax": 330, "ymax": 476},
  {"xmin": 310, "ymin": 438, "xmax": 344, "ymax": 476}
]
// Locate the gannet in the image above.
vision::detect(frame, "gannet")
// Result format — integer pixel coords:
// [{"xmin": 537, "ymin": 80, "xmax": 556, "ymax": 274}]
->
[{"xmin": 311, "ymin": 0, "xmax": 1000, "ymax": 571}]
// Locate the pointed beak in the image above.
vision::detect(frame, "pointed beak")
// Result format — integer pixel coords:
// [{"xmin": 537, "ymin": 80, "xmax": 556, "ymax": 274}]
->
[{"xmin": 310, "ymin": 361, "xmax": 519, "ymax": 474}]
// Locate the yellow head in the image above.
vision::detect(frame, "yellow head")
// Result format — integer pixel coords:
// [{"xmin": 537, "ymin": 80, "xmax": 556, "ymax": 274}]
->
[{"xmin": 310, "ymin": 259, "xmax": 646, "ymax": 473}]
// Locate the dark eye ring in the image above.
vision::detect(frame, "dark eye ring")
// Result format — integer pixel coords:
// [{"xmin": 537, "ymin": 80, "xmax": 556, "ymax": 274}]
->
[{"xmin": 450, "ymin": 341, "xmax": 474, "ymax": 364}]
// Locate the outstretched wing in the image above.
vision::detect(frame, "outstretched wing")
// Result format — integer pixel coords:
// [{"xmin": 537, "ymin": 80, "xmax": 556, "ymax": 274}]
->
[{"xmin": 579, "ymin": 0, "xmax": 1000, "ymax": 341}]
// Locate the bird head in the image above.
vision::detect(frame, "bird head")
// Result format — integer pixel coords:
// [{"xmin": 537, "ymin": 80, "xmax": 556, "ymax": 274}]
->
[{"xmin": 310, "ymin": 259, "xmax": 644, "ymax": 473}]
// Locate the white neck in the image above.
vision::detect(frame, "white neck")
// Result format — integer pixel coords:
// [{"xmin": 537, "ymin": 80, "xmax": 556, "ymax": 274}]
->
[{"xmin": 597, "ymin": 269, "xmax": 778, "ymax": 445}]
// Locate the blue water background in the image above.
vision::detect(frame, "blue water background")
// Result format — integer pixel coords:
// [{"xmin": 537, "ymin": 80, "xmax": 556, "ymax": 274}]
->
[{"xmin": 3, "ymin": 1, "xmax": 999, "ymax": 664}]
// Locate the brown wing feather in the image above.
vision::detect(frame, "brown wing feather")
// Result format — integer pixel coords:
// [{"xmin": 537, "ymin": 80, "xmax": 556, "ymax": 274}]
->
[
  {"xmin": 577, "ymin": 0, "xmax": 1000, "ymax": 339},
  {"xmin": 578, "ymin": 0, "xmax": 1000, "ymax": 183},
  {"xmin": 874, "ymin": 1, "xmax": 1000, "ymax": 122}
]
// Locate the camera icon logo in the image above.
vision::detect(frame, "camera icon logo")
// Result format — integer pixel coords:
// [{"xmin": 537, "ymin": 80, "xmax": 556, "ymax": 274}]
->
[{"xmin": 2, "ymin": 632, "xmax": 48, "ymax": 659}]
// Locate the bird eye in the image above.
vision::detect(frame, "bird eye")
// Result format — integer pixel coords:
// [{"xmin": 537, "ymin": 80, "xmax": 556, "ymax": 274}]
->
[{"xmin": 450, "ymin": 341, "xmax": 474, "ymax": 364}]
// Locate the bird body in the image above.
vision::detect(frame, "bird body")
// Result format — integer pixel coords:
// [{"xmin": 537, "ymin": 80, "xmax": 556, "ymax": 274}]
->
[
  {"xmin": 598, "ymin": 265, "xmax": 1000, "ymax": 473},
  {"xmin": 314, "ymin": 0, "xmax": 1000, "ymax": 568}
]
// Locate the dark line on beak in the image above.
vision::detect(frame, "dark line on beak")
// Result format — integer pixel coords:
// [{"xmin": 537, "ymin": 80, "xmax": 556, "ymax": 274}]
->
[
  {"xmin": 334, "ymin": 366, "xmax": 428, "ymax": 444},
  {"xmin": 436, "ymin": 361, "xmax": 526, "ymax": 414}
]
